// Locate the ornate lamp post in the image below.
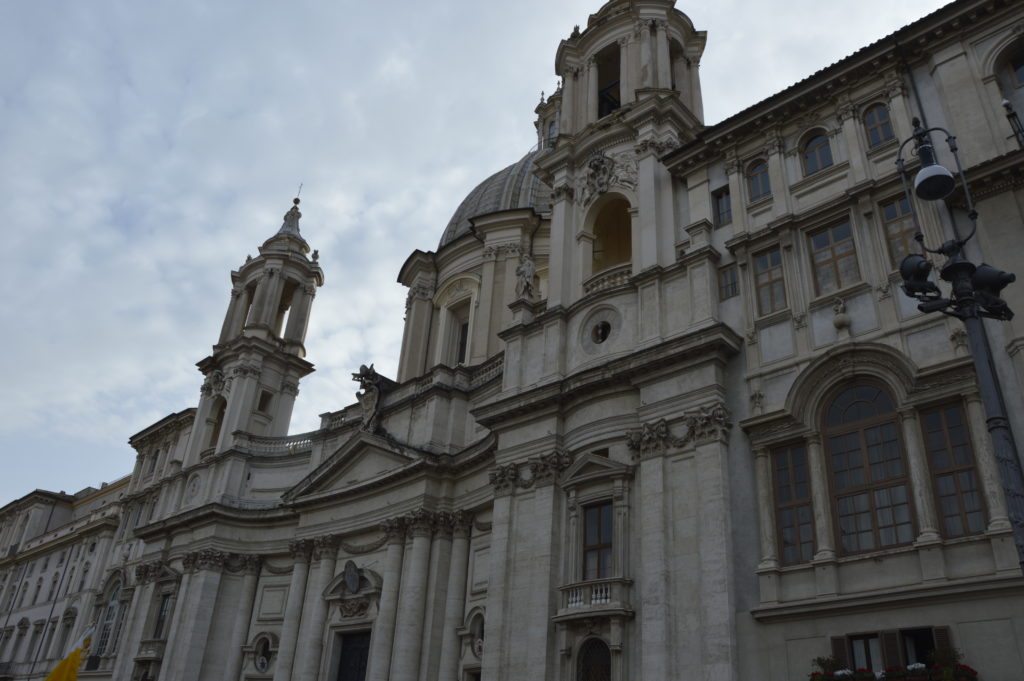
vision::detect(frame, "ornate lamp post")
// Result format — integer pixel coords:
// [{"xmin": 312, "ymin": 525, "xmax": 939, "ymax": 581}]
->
[{"xmin": 895, "ymin": 118, "xmax": 1024, "ymax": 573}]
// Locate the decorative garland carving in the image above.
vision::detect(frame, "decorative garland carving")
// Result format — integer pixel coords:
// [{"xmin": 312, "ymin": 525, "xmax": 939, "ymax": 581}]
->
[
  {"xmin": 338, "ymin": 597, "xmax": 370, "ymax": 619},
  {"xmin": 684, "ymin": 402, "xmax": 732, "ymax": 444},
  {"xmin": 339, "ymin": 535, "xmax": 389, "ymax": 555},
  {"xmin": 488, "ymin": 463, "xmax": 520, "ymax": 495},
  {"xmin": 627, "ymin": 402, "xmax": 733, "ymax": 458},
  {"xmin": 626, "ymin": 419, "xmax": 685, "ymax": 459},
  {"xmin": 182, "ymin": 549, "xmax": 229, "ymax": 573},
  {"xmin": 577, "ymin": 152, "xmax": 638, "ymax": 206},
  {"xmin": 526, "ymin": 451, "xmax": 575, "ymax": 486}
]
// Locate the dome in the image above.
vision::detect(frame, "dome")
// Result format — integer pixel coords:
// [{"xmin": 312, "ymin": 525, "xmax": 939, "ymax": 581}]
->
[{"xmin": 439, "ymin": 150, "xmax": 551, "ymax": 248}]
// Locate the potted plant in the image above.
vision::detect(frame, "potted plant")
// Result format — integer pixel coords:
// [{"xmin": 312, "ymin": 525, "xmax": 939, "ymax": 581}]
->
[
  {"xmin": 853, "ymin": 669, "xmax": 876, "ymax": 680},
  {"xmin": 883, "ymin": 667, "xmax": 908, "ymax": 679},
  {"xmin": 952, "ymin": 664, "xmax": 977, "ymax": 681}
]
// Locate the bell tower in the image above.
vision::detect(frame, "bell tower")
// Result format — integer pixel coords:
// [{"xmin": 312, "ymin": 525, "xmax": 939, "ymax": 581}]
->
[{"xmin": 186, "ymin": 198, "xmax": 324, "ymax": 464}]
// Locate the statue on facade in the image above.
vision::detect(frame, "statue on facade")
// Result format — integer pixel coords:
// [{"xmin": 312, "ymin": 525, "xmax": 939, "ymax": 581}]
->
[
  {"xmin": 515, "ymin": 254, "xmax": 537, "ymax": 301},
  {"xmin": 352, "ymin": 364, "xmax": 383, "ymax": 432}
]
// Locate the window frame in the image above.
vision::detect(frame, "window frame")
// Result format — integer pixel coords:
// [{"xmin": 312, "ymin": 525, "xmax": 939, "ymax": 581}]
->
[
  {"xmin": 746, "ymin": 159, "xmax": 771, "ymax": 202},
  {"xmin": 718, "ymin": 264, "xmax": 739, "ymax": 301},
  {"xmin": 808, "ymin": 219, "xmax": 861, "ymax": 296},
  {"xmin": 712, "ymin": 186, "xmax": 732, "ymax": 227},
  {"xmin": 801, "ymin": 131, "xmax": 834, "ymax": 176},
  {"xmin": 753, "ymin": 246, "xmax": 787, "ymax": 316},
  {"xmin": 879, "ymin": 196, "xmax": 917, "ymax": 270},
  {"xmin": 863, "ymin": 103, "xmax": 895, "ymax": 148},
  {"xmin": 920, "ymin": 402, "xmax": 987, "ymax": 538},
  {"xmin": 581, "ymin": 500, "xmax": 613, "ymax": 582},
  {"xmin": 772, "ymin": 443, "xmax": 815, "ymax": 565},
  {"xmin": 824, "ymin": 384, "xmax": 916, "ymax": 556}
]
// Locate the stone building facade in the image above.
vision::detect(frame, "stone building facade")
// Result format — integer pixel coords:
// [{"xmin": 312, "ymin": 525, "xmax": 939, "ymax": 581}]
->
[{"xmin": 3, "ymin": 0, "xmax": 1024, "ymax": 679}]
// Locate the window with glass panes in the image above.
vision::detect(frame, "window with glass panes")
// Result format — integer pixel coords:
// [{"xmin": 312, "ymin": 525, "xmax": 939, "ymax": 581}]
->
[
  {"xmin": 809, "ymin": 221, "xmax": 860, "ymax": 295},
  {"xmin": 754, "ymin": 247, "xmax": 786, "ymax": 315},
  {"xmin": 863, "ymin": 104, "xmax": 895, "ymax": 147},
  {"xmin": 826, "ymin": 385, "xmax": 914, "ymax": 554},
  {"xmin": 718, "ymin": 265, "xmax": 739, "ymax": 300},
  {"xmin": 1013, "ymin": 54, "xmax": 1024, "ymax": 87},
  {"xmin": 880, "ymin": 196, "xmax": 917, "ymax": 269},
  {"xmin": 153, "ymin": 593, "xmax": 172, "ymax": 638},
  {"xmin": 921, "ymin": 403, "xmax": 986, "ymax": 537},
  {"xmin": 582, "ymin": 502, "xmax": 613, "ymax": 581},
  {"xmin": 713, "ymin": 188, "xmax": 732, "ymax": 227},
  {"xmin": 747, "ymin": 160, "xmax": 771, "ymax": 201},
  {"xmin": 802, "ymin": 133, "xmax": 833, "ymax": 175},
  {"xmin": 773, "ymin": 444, "xmax": 815, "ymax": 564}
]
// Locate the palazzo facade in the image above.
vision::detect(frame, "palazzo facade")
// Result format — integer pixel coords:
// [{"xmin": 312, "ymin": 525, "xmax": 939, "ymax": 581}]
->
[{"xmin": 3, "ymin": 1, "xmax": 1024, "ymax": 679}]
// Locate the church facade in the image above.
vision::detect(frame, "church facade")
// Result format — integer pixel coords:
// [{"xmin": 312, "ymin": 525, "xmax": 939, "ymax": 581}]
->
[{"xmin": 3, "ymin": 1, "xmax": 1024, "ymax": 679}]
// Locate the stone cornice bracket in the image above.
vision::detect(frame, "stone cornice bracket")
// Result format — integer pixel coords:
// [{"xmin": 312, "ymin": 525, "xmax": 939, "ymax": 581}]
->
[
  {"xmin": 626, "ymin": 419, "xmax": 685, "ymax": 460},
  {"xmin": 313, "ymin": 534, "xmax": 340, "ymax": 561},
  {"xmin": 380, "ymin": 517, "xmax": 407, "ymax": 544},
  {"xmin": 134, "ymin": 559, "xmax": 165, "ymax": 584},
  {"xmin": 684, "ymin": 401, "xmax": 732, "ymax": 444},
  {"xmin": 635, "ymin": 135, "xmax": 680, "ymax": 158},
  {"xmin": 449, "ymin": 509, "xmax": 474, "ymax": 538},
  {"xmin": 526, "ymin": 450, "xmax": 575, "ymax": 486},
  {"xmin": 488, "ymin": 462, "xmax": 521, "ymax": 496},
  {"xmin": 288, "ymin": 539, "xmax": 313, "ymax": 564}
]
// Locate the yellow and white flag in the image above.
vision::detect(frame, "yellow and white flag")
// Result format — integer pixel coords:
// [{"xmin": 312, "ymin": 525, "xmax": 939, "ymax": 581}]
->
[{"xmin": 44, "ymin": 626, "xmax": 94, "ymax": 681}]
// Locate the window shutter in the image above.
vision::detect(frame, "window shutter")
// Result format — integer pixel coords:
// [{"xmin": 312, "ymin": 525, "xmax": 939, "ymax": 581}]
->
[
  {"xmin": 831, "ymin": 637, "xmax": 850, "ymax": 668},
  {"xmin": 881, "ymin": 630, "xmax": 902, "ymax": 668},
  {"xmin": 933, "ymin": 626, "xmax": 952, "ymax": 651}
]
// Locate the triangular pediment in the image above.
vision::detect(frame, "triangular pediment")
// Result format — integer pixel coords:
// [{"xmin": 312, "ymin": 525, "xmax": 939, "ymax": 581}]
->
[
  {"xmin": 560, "ymin": 453, "xmax": 633, "ymax": 490},
  {"xmin": 284, "ymin": 431, "xmax": 426, "ymax": 502}
]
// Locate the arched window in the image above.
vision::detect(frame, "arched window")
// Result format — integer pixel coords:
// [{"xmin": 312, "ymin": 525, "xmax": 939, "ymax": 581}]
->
[
  {"xmin": 863, "ymin": 104, "xmax": 894, "ymax": 147},
  {"xmin": 594, "ymin": 43, "xmax": 621, "ymax": 119},
  {"xmin": 802, "ymin": 132, "xmax": 833, "ymax": 175},
  {"xmin": 95, "ymin": 582, "xmax": 126, "ymax": 655},
  {"xmin": 591, "ymin": 197, "xmax": 632, "ymax": 275},
  {"xmin": 825, "ymin": 385, "xmax": 913, "ymax": 554},
  {"xmin": 577, "ymin": 638, "xmax": 611, "ymax": 681},
  {"xmin": 747, "ymin": 159, "xmax": 771, "ymax": 201}
]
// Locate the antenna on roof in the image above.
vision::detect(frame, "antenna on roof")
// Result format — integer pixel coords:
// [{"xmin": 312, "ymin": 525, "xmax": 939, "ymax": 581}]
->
[{"xmin": 296, "ymin": 182, "xmax": 303, "ymax": 198}]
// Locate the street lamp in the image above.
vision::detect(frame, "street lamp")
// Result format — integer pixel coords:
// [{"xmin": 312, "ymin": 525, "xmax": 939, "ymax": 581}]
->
[{"xmin": 895, "ymin": 118, "xmax": 1024, "ymax": 573}]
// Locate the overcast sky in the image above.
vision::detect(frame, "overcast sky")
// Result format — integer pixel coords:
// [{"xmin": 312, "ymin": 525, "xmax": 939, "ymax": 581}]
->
[{"xmin": 0, "ymin": 0, "xmax": 952, "ymax": 506}]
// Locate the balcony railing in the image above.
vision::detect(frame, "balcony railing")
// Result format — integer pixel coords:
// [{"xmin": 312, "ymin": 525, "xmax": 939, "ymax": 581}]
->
[
  {"xmin": 583, "ymin": 263, "xmax": 632, "ymax": 295},
  {"xmin": 554, "ymin": 577, "xmax": 633, "ymax": 622}
]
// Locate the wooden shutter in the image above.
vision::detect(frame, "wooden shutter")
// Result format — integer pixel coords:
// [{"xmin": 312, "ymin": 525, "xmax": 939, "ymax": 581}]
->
[
  {"xmin": 933, "ymin": 626, "xmax": 952, "ymax": 652},
  {"xmin": 831, "ymin": 636, "xmax": 850, "ymax": 669},
  {"xmin": 881, "ymin": 630, "xmax": 902, "ymax": 668}
]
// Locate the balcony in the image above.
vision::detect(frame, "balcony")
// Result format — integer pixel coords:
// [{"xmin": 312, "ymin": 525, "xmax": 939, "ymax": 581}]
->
[
  {"xmin": 583, "ymin": 264, "xmax": 632, "ymax": 295},
  {"xmin": 136, "ymin": 638, "xmax": 165, "ymax": 661},
  {"xmin": 553, "ymin": 577, "xmax": 634, "ymax": 622}
]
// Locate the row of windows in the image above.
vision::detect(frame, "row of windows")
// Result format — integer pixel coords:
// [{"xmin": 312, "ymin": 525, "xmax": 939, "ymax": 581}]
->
[
  {"xmin": 716, "ymin": 197, "xmax": 916, "ymax": 314},
  {"xmin": 772, "ymin": 385, "xmax": 984, "ymax": 565},
  {"xmin": 710, "ymin": 104, "xmax": 896, "ymax": 223}
]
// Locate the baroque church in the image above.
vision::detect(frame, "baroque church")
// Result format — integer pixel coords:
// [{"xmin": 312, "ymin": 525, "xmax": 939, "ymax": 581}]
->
[{"xmin": 4, "ymin": 0, "xmax": 1024, "ymax": 679}]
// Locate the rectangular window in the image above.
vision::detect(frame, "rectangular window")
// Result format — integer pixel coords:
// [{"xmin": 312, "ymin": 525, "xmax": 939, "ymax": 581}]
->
[
  {"xmin": 754, "ymin": 247, "xmax": 786, "ymax": 315},
  {"xmin": 712, "ymin": 188, "xmax": 732, "ymax": 227},
  {"xmin": 772, "ymin": 444, "xmax": 815, "ymax": 565},
  {"xmin": 582, "ymin": 501, "xmax": 613, "ymax": 581},
  {"xmin": 921, "ymin": 404, "xmax": 986, "ymax": 538},
  {"xmin": 809, "ymin": 220, "xmax": 860, "ymax": 295},
  {"xmin": 153, "ymin": 594, "xmax": 172, "ymax": 639},
  {"xmin": 718, "ymin": 265, "xmax": 739, "ymax": 300},
  {"xmin": 881, "ymin": 197, "xmax": 917, "ymax": 269},
  {"xmin": 850, "ymin": 635, "xmax": 883, "ymax": 670}
]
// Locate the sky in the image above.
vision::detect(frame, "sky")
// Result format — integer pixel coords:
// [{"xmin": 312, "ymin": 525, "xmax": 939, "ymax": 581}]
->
[{"xmin": 0, "ymin": 0, "xmax": 953, "ymax": 506}]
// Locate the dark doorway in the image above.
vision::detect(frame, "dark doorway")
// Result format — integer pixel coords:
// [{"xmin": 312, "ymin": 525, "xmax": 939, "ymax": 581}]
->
[{"xmin": 336, "ymin": 631, "xmax": 371, "ymax": 681}]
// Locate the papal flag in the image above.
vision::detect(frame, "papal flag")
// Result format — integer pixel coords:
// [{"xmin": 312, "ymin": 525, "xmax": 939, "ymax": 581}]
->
[{"xmin": 44, "ymin": 627, "xmax": 94, "ymax": 681}]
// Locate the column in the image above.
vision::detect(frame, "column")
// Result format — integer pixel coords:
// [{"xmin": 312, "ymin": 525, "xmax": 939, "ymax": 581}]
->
[
  {"xmin": 754, "ymin": 448, "xmax": 778, "ymax": 568},
  {"xmin": 224, "ymin": 555, "xmax": 262, "ymax": 681},
  {"xmin": 639, "ymin": 20, "xmax": 654, "ymax": 89},
  {"xmin": 390, "ymin": 510, "xmax": 433, "ymax": 681},
  {"xmin": 366, "ymin": 519, "xmax": 406, "ymax": 681},
  {"xmin": 282, "ymin": 284, "xmax": 315, "ymax": 344},
  {"xmin": 725, "ymin": 155, "xmax": 747, "ymax": 235},
  {"xmin": 965, "ymin": 394, "xmax": 1011, "ymax": 530},
  {"xmin": 899, "ymin": 408, "xmax": 941, "ymax": 542},
  {"xmin": 618, "ymin": 37, "xmax": 632, "ymax": 105},
  {"xmin": 437, "ymin": 513, "xmax": 472, "ymax": 681},
  {"xmin": 481, "ymin": 493, "xmax": 513, "ymax": 681},
  {"xmin": 655, "ymin": 20, "xmax": 671, "ymax": 89},
  {"xmin": 218, "ymin": 285, "xmax": 245, "ymax": 343},
  {"xmin": 158, "ymin": 569, "xmax": 192, "ymax": 680},
  {"xmin": 806, "ymin": 435, "xmax": 836, "ymax": 559},
  {"xmin": 764, "ymin": 132, "xmax": 790, "ymax": 218},
  {"xmin": 418, "ymin": 518, "xmax": 453, "ymax": 681},
  {"xmin": 558, "ymin": 67, "xmax": 576, "ymax": 137},
  {"xmin": 170, "ymin": 551, "xmax": 226, "ymax": 681},
  {"xmin": 111, "ymin": 580, "xmax": 152, "ymax": 681},
  {"xmin": 272, "ymin": 541, "xmax": 312, "ymax": 681},
  {"xmin": 637, "ymin": 453, "xmax": 670, "ymax": 681},
  {"xmin": 586, "ymin": 58, "xmax": 598, "ymax": 124},
  {"xmin": 295, "ymin": 536, "xmax": 339, "ymax": 681}
]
